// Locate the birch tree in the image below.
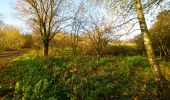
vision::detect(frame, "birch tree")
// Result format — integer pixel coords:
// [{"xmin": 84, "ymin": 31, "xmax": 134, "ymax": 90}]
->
[{"xmin": 95, "ymin": 0, "xmax": 170, "ymax": 98}]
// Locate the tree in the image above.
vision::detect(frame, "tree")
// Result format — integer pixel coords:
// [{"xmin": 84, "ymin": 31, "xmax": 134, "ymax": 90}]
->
[
  {"xmin": 96, "ymin": 0, "xmax": 170, "ymax": 98},
  {"xmin": 51, "ymin": 32, "xmax": 69, "ymax": 58},
  {"xmin": 22, "ymin": 34, "xmax": 33, "ymax": 48},
  {"xmin": 0, "ymin": 25, "xmax": 24, "ymax": 50},
  {"xmin": 133, "ymin": 0, "xmax": 170, "ymax": 98},
  {"xmin": 83, "ymin": 16, "xmax": 113, "ymax": 67},
  {"xmin": 16, "ymin": 0, "xmax": 69, "ymax": 56},
  {"xmin": 150, "ymin": 10, "xmax": 170, "ymax": 60},
  {"xmin": 134, "ymin": 0, "xmax": 160, "ymax": 80},
  {"xmin": 130, "ymin": 0, "xmax": 170, "ymax": 98},
  {"xmin": 70, "ymin": 2, "xmax": 85, "ymax": 60}
]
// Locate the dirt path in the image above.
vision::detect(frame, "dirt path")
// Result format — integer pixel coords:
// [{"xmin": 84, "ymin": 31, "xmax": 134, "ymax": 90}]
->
[{"xmin": 0, "ymin": 49, "xmax": 28, "ymax": 68}]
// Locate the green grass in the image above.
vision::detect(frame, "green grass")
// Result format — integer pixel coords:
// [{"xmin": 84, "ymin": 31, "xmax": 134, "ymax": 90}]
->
[
  {"xmin": 0, "ymin": 54, "xmax": 69, "ymax": 100},
  {"xmin": 0, "ymin": 54, "xmax": 169, "ymax": 99}
]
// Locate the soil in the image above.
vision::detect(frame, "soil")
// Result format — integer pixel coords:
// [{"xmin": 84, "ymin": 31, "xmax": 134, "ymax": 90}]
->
[{"xmin": 0, "ymin": 49, "xmax": 28, "ymax": 68}]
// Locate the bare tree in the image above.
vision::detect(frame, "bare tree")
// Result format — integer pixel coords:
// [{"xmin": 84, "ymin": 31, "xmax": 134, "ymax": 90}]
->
[
  {"xmin": 82, "ymin": 16, "xmax": 113, "ymax": 67},
  {"xmin": 16, "ymin": 0, "xmax": 69, "ymax": 56},
  {"xmin": 70, "ymin": 2, "xmax": 85, "ymax": 60}
]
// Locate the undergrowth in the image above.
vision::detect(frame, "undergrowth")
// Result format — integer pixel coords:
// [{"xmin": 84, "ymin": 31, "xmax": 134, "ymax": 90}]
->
[{"xmin": 0, "ymin": 54, "xmax": 169, "ymax": 99}]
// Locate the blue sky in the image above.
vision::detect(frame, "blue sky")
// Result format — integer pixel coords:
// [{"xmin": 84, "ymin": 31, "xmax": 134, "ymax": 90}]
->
[
  {"xmin": 0, "ymin": 0, "xmax": 27, "ymax": 33},
  {"xmin": 0, "ymin": 0, "xmax": 167, "ymax": 38},
  {"xmin": 0, "ymin": 0, "xmax": 148, "ymax": 38}
]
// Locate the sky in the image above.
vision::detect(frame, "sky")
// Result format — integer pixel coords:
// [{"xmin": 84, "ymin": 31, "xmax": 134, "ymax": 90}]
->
[
  {"xmin": 0, "ymin": 0, "xmax": 147, "ymax": 39},
  {"xmin": 0, "ymin": 0, "xmax": 28, "ymax": 33},
  {"xmin": 0, "ymin": 0, "xmax": 169, "ymax": 39}
]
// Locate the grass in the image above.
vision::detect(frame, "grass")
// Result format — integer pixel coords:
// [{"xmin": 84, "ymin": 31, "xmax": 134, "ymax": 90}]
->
[
  {"xmin": 0, "ymin": 54, "xmax": 68, "ymax": 99},
  {"xmin": 0, "ymin": 54, "xmax": 170, "ymax": 99}
]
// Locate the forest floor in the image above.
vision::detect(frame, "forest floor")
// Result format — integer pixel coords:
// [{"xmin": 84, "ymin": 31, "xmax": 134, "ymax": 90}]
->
[
  {"xmin": 0, "ymin": 49, "xmax": 29, "ymax": 69},
  {"xmin": 0, "ymin": 52, "xmax": 170, "ymax": 99}
]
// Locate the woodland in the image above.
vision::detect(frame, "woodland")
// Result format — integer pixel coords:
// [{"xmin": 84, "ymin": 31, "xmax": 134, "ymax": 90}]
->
[{"xmin": 0, "ymin": 0, "xmax": 170, "ymax": 99}]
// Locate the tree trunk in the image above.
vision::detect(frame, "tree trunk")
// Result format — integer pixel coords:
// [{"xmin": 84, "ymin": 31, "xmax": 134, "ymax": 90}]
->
[
  {"xmin": 43, "ymin": 39, "xmax": 49, "ymax": 56},
  {"xmin": 96, "ymin": 54, "xmax": 100, "ymax": 67},
  {"xmin": 158, "ymin": 37, "xmax": 169, "ymax": 61},
  {"xmin": 134, "ymin": 0, "xmax": 170, "ymax": 99}
]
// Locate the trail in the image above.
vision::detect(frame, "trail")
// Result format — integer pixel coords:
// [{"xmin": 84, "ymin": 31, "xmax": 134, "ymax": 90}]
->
[{"xmin": 0, "ymin": 49, "xmax": 28, "ymax": 68}]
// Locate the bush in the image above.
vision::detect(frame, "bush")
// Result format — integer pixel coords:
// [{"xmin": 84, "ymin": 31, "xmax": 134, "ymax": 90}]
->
[{"xmin": 103, "ymin": 45, "xmax": 139, "ymax": 56}]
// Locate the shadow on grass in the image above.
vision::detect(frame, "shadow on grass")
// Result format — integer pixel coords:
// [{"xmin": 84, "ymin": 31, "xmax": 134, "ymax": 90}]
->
[{"xmin": 0, "ymin": 55, "xmax": 169, "ymax": 99}]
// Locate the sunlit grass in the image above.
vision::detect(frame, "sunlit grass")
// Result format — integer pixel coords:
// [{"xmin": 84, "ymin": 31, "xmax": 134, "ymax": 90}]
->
[{"xmin": 1, "ymin": 53, "xmax": 169, "ymax": 99}]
